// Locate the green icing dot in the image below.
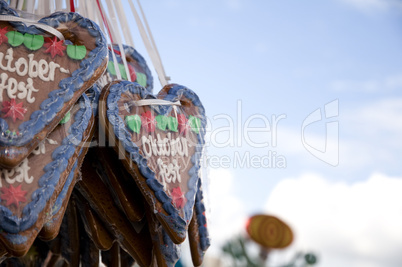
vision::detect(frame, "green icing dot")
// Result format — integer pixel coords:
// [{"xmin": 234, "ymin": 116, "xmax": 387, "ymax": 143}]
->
[
  {"xmin": 107, "ymin": 61, "xmax": 117, "ymax": 76},
  {"xmin": 23, "ymin": 33, "xmax": 44, "ymax": 50},
  {"xmin": 156, "ymin": 115, "xmax": 168, "ymax": 131},
  {"xmin": 125, "ymin": 114, "xmax": 141, "ymax": 134},
  {"xmin": 107, "ymin": 61, "xmax": 128, "ymax": 80},
  {"xmin": 167, "ymin": 116, "xmax": 178, "ymax": 132},
  {"xmin": 136, "ymin": 72, "xmax": 147, "ymax": 87},
  {"xmin": 118, "ymin": 63, "xmax": 128, "ymax": 80},
  {"xmin": 189, "ymin": 115, "xmax": 201, "ymax": 134},
  {"xmin": 67, "ymin": 45, "xmax": 86, "ymax": 60},
  {"xmin": 6, "ymin": 31, "xmax": 24, "ymax": 47},
  {"xmin": 60, "ymin": 111, "xmax": 71, "ymax": 124}
]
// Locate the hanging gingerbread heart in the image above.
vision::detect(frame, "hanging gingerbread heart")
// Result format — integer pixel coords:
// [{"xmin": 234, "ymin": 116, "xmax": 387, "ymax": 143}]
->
[
  {"xmin": 188, "ymin": 179, "xmax": 210, "ymax": 266},
  {"xmin": 0, "ymin": 1, "xmax": 107, "ymax": 168},
  {"xmin": 0, "ymin": 93, "xmax": 94, "ymax": 257},
  {"xmin": 38, "ymin": 85, "xmax": 100, "ymax": 241},
  {"xmin": 99, "ymin": 44, "xmax": 153, "ymax": 92},
  {"xmin": 99, "ymin": 81, "xmax": 206, "ymax": 244}
]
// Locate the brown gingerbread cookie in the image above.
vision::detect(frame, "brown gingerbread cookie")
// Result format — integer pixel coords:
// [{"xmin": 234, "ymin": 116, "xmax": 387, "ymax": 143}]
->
[
  {"xmin": 0, "ymin": 2, "xmax": 107, "ymax": 168},
  {"xmin": 98, "ymin": 81, "xmax": 206, "ymax": 244},
  {"xmin": 0, "ymin": 93, "xmax": 94, "ymax": 257}
]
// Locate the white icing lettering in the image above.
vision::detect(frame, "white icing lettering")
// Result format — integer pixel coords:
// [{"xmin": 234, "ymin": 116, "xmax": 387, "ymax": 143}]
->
[
  {"xmin": 0, "ymin": 47, "xmax": 71, "ymax": 103},
  {"xmin": 157, "ymin": 158, "xmax": 181, "ymax": 189},
  {"xmin": 3, "ymin": 158, "xmax": 33, "ymax": 185},
  {"xmin": 141, "ymin": 134, "xmax": 189, "ymax": 158},
  {"xmin": 15, "ymin": 58, "xmax": 28, "ymax": 76}
]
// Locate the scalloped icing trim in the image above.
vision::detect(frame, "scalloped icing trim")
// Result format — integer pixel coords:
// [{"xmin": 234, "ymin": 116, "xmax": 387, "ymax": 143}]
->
[
  {"xmin": 106, "ymin": 81, "xmax": 206, "ymax": 239},
  {"xmin": 0, "ymin": 2, "xmax": 107, "ymax": 146},
  {"xmin": 0, "ymin": 93, "xmax": 92, "ymax": 235}
]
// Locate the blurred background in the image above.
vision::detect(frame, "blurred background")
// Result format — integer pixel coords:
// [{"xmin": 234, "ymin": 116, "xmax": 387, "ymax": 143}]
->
[{"xmin": 131, "ymin": 1, "xmax": 402, "ymax": 266}]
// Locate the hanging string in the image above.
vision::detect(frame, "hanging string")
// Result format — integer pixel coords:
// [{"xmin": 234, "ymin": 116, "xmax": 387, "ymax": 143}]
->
[
  {"xmin": 128, "ymin": 0, "xmax": 170, "ymax": 86},
  {"xmin": 0, "ymin": 15, "xmax": 65, "ymax": 40},
  {"xmin": 136, "ymin": 0, "xmax": 169, "ymax": 84},
  {"xmin": 104, "ymin": 1, "xmax": 131, "ymax": 82},
  {"xmin": 95, "ymin": 0, "xmax": 114, "ymax": 44}
]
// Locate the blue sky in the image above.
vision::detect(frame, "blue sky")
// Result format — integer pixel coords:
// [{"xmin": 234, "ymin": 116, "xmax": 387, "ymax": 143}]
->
[
  {"xmin": 2, "ymin": 0, "xmax": 401, "ymax": 265},
  {"xmin": 128, "ymin": 0, "xmax": 402, "ymax": 266}
]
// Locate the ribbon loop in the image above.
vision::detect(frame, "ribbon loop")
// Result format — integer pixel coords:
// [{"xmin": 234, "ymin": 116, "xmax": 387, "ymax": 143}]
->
[{"xmin": 0, "ymin": 15, "xmax": 65, "ymax": 41}]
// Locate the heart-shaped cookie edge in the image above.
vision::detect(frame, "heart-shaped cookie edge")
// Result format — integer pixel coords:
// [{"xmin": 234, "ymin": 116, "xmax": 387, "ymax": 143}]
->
[
  {"xmin": 100, "ymin": 81, "xmax": 206, "ymax": 244},
  {"xmin": 0, "ymin": 3, "xmax": 107, "ymax": 161}
]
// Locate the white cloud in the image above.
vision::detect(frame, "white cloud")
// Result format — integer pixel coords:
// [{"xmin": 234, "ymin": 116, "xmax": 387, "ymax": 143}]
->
[
  {"xmin": 265, "ymin": 173, "xmax": 402, "ymax": 267},
  {"xmin": 338, "ymin": 0, "xmax": 402, "ymax": 12},
  {"xmin": 206, "ymin": 168, "xmax": 248, "ymax": 255}
]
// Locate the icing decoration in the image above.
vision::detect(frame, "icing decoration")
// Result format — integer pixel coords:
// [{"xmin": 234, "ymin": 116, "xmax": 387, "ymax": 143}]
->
[
  {"xmin": 106, "ymin": 44, "xmax": 153, "ymax": 92},
  {"xmin": 178, "ymin": 114, "xmax": 189, "ymax": 136},
  {"xmin": 188, "ymin": 115, "xmax": 201, "ymax": 134},
  {"xmin": 125, "ymin": 114, "xmax": 141, "ymax": 134},
  {"xmin": 0, "ymin": 2, "xmax": 107, "ymax": 168},
  {"xmin": 0, "ymin": 184, "xmax": 27, "ymax": 208},
  {"xmin": 2, "ymin": 99, "xmax": 27, "ymax": 122},
  {"xmin": 171, "ymin": 186, "xmax": 186, "ymax": 209},
  {"xmin": 23, "ymin": 34, "xmax": 44, "ymax": 51},
  {"xmin": 59, "ymin": 111, "xmax": 70, "ymax": 124},
  {"xmin": 102, "ymin": 81, "xmax": 206, "ymax": 243},
  {"xmin": 141, "ymin": 110, "xmax": 156, "ymax": 133},
  {"xmin": 5, "ymin": 31, "xmax": 23, "ymax": 47},
  {"xmin": 168, "ymin": 116, "xmax": 178, "ymax": 132},
  {"xmin": 66, "ymin": 45, "xmax": 86, "ymax": 60},
  {"xmin": 0, "ymin": 93, "xmax": 92, "ymax": 258},
  {"xmin": 0, "ymin": 26, "xmax": 8, "ymax": 45},
  {"xmin": 136, "ymin": 72, "xmax": 146, "ymax": 88},
  {"xmin": 43, "ymin": 36, "xmax": 66, "ymax": 58},
  {"xmin": 155, "ymin": 115, "xmax": 168, "ymax": 131}
]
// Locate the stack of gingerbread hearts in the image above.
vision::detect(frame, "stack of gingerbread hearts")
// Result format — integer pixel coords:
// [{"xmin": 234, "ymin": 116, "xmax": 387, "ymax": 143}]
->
[
  {"xmin": 0, "ymin": 0, "xmax": 107, "ymax": 259},
  {"xmin": 0, "ymin": 1, "xmax": 211, "ymax": 266}
]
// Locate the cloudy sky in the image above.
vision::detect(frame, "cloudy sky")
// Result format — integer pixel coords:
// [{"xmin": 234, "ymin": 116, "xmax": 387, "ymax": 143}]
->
[{"xmin": 108, "ymin": 0, "xmax": 402, "ymax": 266}]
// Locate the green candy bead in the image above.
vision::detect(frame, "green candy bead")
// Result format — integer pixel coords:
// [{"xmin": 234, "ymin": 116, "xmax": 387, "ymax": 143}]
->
[
  {"xmin": 189, "ymin": 115, "xmax": 201, "ymax": 134},
  {"xmin": 136, "ymin": 72, "xmax": 147, "ymax": 87},
  {"xmin": 60, "ymin": 112, "xmax": 71, "ymax": 125},
  {"xmin": 6, "ymin": 31, "xmax": 24, "ymax": 47},
  {"xmin": 125, "ymin": 114, "xmax": 141, "ymax": 133},
  {"xmin": 156, "ymin": 115, "xmax": 168, "ymax": 131},
  {"xmin": 67, "ymin": 45, "xmax": 86, "ymax": 60},
  {"xmin": 23, "ymin": 33, "xmax": 44, "ymax": 50},
  {"xmin": 167, "ymin": 116, "xmax": 178, "ymax": 132}
]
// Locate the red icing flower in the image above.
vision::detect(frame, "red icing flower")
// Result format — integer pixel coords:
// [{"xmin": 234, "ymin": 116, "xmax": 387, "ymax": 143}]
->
[
  {"xmin": 0, "ymin": 184, "xmax": 27, "ymax": 208},
  {"xmin": 178, "ymin": 114, "xmax": 190, "ymax": 136},
  {"xmin": 43, "ymin": 36, "xmax": 66, "ymax": 58},
  {"xmin": 171, "ymin": 186, "xmax": 186, "ymax": 209},
  {"xmin": 2, "ymin": 99, "xmax": 27, "ymax": 122},
  {"xmin": 0, "ymin": 27, "xmax": 8, "ymax": 45},
  {"xmin": 141, "ymin": 110, "xmax": 156, "ymax": 133}
]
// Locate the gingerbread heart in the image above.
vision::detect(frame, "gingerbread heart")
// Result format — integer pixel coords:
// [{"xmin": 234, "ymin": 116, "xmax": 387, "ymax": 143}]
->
[
  {"xmin": 0, "ymin": 2, "xmax": 107, "ymax": 168},
  {"xmin": 99, "ymin": 44, "xmax": 153, "ymax": 92},
  {"xmin": 99, "ymin": 81, "xmax": 206, "ymax": 244},
  {"xmin": 38, "ymin": 85, "xmax": 100, "ymax": 241},
  {"xmin": 188, "ymin": 179, "xmax": 210, "ymax": 266},
  {"xmin": 77, "ymin": 149, "xmax": 153, "ymax": 267},
  {"xmin": 0, "ymin": 93, "xmax": 94, "ymax": 257}
]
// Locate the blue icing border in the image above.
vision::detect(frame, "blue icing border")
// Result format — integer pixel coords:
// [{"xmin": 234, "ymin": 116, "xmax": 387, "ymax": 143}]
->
[
  {"xmin": 0, "ymin": 1, "xmax": 107, "ymax": 146},
  {"xmin": 106, "ymin": 81, "xmax": 206, "ymax": 236},
  {"xmin": 108, "ymin": 44, "xmax": 153, "ymax": 93},
  {"xmin": 0, "ymin": 93, "xmax": 93, "ymax": 236},
  {"xmin": 194, "ymin": 179, "xmax": 210, "ymax": 252}
]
